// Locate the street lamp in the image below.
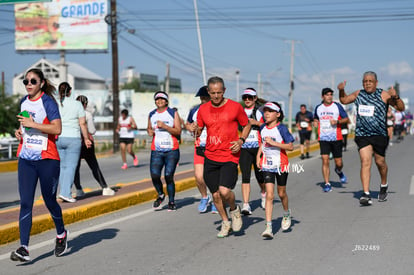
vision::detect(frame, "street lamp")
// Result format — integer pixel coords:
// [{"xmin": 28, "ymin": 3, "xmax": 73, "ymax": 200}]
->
[{"xmin": 236, "ymin": 70, "xmax": 240, "ymax": 101}]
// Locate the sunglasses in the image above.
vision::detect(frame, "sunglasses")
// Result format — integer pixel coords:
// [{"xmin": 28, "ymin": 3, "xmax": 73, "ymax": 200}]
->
[
  {"xmin": 23, "ymin": 78, "xmax": 38, "ymax": 86},
  {"xmin": 242, "ymin": 95, "xmax": 254, "ymax": 101}
]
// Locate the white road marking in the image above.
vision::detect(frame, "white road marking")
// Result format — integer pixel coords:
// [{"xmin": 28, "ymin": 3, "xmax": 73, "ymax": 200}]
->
[
  {"xmin": 0, "ymin": 196, "xmax": 198, "ymax": 261},
  {"xmin": 410, "ymin": 175, "xmax": 414, "ymax": 195}
]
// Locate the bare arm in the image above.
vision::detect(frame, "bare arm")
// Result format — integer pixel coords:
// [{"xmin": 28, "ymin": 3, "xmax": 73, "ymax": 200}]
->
[
  {"xmin": 230, "ymin": 121, "xmax": 252, "ymax": 154},
  {"xmin": 79, "ymin": 116, "xmax": 92, "ymax": 148},
  {"xmin": 256, "ymin": 145, "xmax": 263, "ymax": 169},
  {"xmin": 17, "ymin": 114, "xmax": 62, "ymax": 135},
  {"xmin": 338, "ymin": 81, "xmax": 359, "ymax": 104},
  {"xmin": 156, "ymin": 112, "xmax": 182, "ymax": 137},
  {"xmin": 147, "ymin": 117, "xmax": 154, "ymax": 136},
  {"xmin": 264, "ymin": 137, "xmax": 294, "ymax": 151},
  {"xmin": 383, "ymin": 87, "xmax": 405, "ymax": 111}
]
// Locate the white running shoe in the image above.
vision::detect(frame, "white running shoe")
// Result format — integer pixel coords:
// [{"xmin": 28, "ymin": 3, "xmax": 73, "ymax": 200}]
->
[
  {"xmin": 281, "ymin": 210, "xmax": 292, "ymax": 231},
  {"xmin": 241, "ymin": 203, "xmax": 252, "ymax": 215},
  {"xmin": 102, "ymin": 187, "xmax": 115, "ymax": 196}
]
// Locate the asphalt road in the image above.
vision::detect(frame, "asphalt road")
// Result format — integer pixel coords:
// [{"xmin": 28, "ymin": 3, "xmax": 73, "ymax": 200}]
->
[
  {"xmin": 0, "ymin": 144, "xmax": 197, "ymax": 209},
  {"xmin": 0, "ymin": 137, "xmax": 413, "ymax": 274}
]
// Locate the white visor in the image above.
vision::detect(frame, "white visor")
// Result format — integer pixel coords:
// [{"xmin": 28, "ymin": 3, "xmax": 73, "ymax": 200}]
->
[
  {"xmin": 154, "ymin": 92, "xmax": 168, "ymax": 101},
  {"xmin": 260, "ymin": 102, "xmax": 280, "ymax": 112},
  {"xmin": 242, "ymin": 89, "xmax": 257, "ymax": 97}
]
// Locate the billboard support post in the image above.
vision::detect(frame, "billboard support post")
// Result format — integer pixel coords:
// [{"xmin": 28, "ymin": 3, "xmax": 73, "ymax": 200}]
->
[{"xmin": 58, "ymin": 50, "xmax": 68, "ymax": 84}]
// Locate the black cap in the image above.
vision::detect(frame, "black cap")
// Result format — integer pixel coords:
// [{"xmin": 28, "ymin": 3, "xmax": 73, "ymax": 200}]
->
[
  {"xmin": 195, "ymin": 85, "xmax": 209, "ymax": 97},
  {"xmin": 321, "ymin": 87, "xmax": 334, "ymax": 96}
]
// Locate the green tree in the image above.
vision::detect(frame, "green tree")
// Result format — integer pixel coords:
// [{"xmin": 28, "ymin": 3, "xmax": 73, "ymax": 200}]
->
[
  {"xmin": 0, "ymin": 94, "xmax": 21, "ymax": 135},
  {"xmin": 121, "ymin": 78, "xmax": 141, "ymax": 92}
]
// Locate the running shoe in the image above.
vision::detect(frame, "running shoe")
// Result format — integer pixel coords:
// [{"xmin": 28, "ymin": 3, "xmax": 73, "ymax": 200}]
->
[
  {"xmin": 217, "ymin": 221, "xmax": 232, "ymax": 238},
  {"xmin": 102, "ymin": 187, "xmax": 115, "ymax": 196},
  {"xmin": 378, "ymin": 186, "xmax": 388, "ymax": 202},
  {"xmin": 55, "ymin": 230, "xmax": 68, "ymax": 257},
  {"xmin": 306, "ymin": 152, "xmax": 310, "ymax": 159},
  {"xmin": 167, "ymin": 202, "xmax": 177, "ymax": 211},
  {"xmin": 323, "ymin": 183, "xmax": 332, "ymax": 192},
  {"xmin": 241, "ymin": 203, "xmax": 252, "ymax": 215},
  {"xmin": 261, "ymin": 225, "xmax": 273, "ymax": 239},
  {"xmin": 76, "ymin": 189, "xmax": 85, "ymax": 198},
  {"xmin": 281, "ymin": 211, "xmax": 292, "ymax": 231},
  {"xmin": 198, "ymin": 195, "xmax": 211, "ymax": 213},
  {"xmin": 230, "ymin": 205, "xmax": 242, "ymax": 232},
  {"xmin": 133, "ymin": 156, "xmax": 139, "ymax": 166},
  {"xmin": 261, "ymin": 192, "xmax": 266, "ymax": 209},
  {"xmin": 153, "ymin": 194, "xmax": 165, "ymax": 209},
  {"xmin": 10, "ymin": 246, "xmax": 30, "ymax": 262},
  {"xmin": 58, "ymin": 194, "xmax": 76, "ymax": 203},
  {"xmin": 211, "ymin": 203, "xmax": 218, "ymax": 214},
  {"xmin": 359, "ymin": 193, "xmax": 372, "ymax": 206},
  {"xmin": 121, "ymin": 163, "xmax": 128, "ymax": 170},
  {"xmin": 300, "ymin": 154, "xmax": 305, "ymax": 160},
  {"xmin": 335, "ymin": 168, "xmax": 347, "ymax": 183}
]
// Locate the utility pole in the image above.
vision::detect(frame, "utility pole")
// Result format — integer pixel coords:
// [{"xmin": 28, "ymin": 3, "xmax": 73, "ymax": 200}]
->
[
  {"xmin": 193, "ymin": 0, "xmax": 207, "ymax": 84},
  {"xmin": 257, "ymin": 73, "xmax": 262, "ymax": 98},
  {"xmin": 165, "ymin": 63, "xmax": 170, "ymax": 94},
  {"xmin": 287, "ymin": 40, "xmax": 295, "ymax": 132},
  {"xmin": 236, "ymin": 70, "xmax": 240, "ymax": 101},
  {"xmin": 110, "ymin": 0, "xmax": 120, "ymax": 152}
]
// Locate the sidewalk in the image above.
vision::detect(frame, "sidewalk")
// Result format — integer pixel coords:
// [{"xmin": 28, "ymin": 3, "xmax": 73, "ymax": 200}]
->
[{"xmin": 0, "ymin": 142, "xmax": 320, "ymax": 245}]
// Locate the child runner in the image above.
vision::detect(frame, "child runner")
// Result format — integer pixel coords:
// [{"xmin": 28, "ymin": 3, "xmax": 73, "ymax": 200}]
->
[{"xmin": 257, "ymin": 102, "xmax": 295, "ymax": 239}]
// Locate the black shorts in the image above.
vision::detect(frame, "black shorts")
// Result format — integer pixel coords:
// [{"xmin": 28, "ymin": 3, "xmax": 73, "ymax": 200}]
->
[
  {"xmin": 203, "ymin": 157, "xmax": 238, "ymax": 193},
  {"xmin": 354, "ymin": 136, "xmax": 388, "ymax": 157},
  {"xmin": 299, "ymin": 131, "xmax": 311, "ymax": 144},
  {"xmin": 239, "ymin": 148, "xmax": 264, "ymax": 184},
  {"xmin": 262, "ymin": 171, "xmax": 288, "ymax": 186},
  {"xmin": 319, "ymin": 140, "xmax": 343, "ymax": 158},
  {"xmin": 119, "ymin": 138, "xmax": 134, "ymax": 145}
]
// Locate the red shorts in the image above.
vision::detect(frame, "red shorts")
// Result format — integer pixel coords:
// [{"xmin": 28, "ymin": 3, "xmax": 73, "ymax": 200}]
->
[{"xmin": 194, "ymin": 147, "xmax": 205, "ymax": 165}]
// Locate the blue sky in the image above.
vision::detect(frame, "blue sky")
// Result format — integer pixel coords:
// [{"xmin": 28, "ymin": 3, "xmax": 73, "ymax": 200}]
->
[{"xmin": 1, "ymin": 0, "xmax": 413, "ymax": 111}]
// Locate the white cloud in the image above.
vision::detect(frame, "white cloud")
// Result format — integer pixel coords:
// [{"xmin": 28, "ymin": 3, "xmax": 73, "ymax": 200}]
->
[{"xmin": 381, "ymin": 61, "xmax": 414, "ymax": 77}]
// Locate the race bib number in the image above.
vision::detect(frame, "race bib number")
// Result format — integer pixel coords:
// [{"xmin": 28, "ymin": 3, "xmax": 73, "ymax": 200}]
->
[
  {"xmin": 387, "ymin": 120, "xmax": 394, "ymax": 126},
  {"xmin": 159, "ymin": 139, "xmax": 173, "ymax": 149},
  {"xmin": 262, "ymin": 155, "xmax": 280, "ymax": 170},
  {"xmin": 320, "ymin": 120, "xmax": 332, "ymax": 131},
  {"xmin": 300, "ymin": 121, "xmax": 309, "ymax": 128},
  {"xmin": 358, "ymin": 105, "xmax": 375, "ymax": 117},
  {"xmin": 245, "ymin": 130, "xmax": 259, "ymax": 143},
  {"xmin": 23, "ymin": 133, "xmax": 48, "ymax": 152},
  {"xmin": 341, "ymin": 129, "xmax": 349, "ymax": 135}
]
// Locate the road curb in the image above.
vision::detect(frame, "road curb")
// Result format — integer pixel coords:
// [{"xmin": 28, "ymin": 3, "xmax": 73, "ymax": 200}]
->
[
  {"xmin": 0, "ymin": 177, "xmax": 198, "ymax": 246},
  {"xmin": 0, "ymin": 143, "xmax": 321, "ymax": 245}
]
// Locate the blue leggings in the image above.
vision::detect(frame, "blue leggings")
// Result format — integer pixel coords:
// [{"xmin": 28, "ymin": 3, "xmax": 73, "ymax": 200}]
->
[
  {"xmin": 18, "ymin": 158, "xmax": 65, "ymax": 246},
  {"xmin": 150, "ymin": 150, "xmax": 180, "ymax": 203}
]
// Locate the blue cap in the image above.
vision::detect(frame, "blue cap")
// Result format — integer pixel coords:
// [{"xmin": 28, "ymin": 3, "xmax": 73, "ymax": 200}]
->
[{"xmin": 195, "ymin": 86, "xmax": 209, "ymax": 97}]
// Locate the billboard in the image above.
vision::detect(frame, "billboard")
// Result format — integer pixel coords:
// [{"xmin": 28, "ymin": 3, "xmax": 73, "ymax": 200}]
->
[{"xmin": 15, "ymin": 0, "xmax": 108, "ymax": 51}]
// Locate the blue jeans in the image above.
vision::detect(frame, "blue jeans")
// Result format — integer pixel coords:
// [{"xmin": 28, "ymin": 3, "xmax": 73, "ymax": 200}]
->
[
  {"xmin": 57, "ymin": 137, "xmax": 81, "ymax": 198},
  {"xmin": 150, "ymin": 149, "xmax": 180, "ymax": 203}
]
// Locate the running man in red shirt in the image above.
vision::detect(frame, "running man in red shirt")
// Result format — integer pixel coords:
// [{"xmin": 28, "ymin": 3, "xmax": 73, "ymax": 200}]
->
[{"xmin": 197, "ymin": 76, "xmax": 252, "ymax": 238}]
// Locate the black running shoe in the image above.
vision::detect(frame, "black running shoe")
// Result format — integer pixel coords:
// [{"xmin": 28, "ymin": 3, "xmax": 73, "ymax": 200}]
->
[
  {"xmin": 55, "ymin": 230, "xmax": 68, "ymax": 257},
  {"xmin": 378, "ymin": 186, "xmax": 388, "ymax": 202},
  {"xmin": 153, "ymin": 194, "xmax": 165, "ymax": 209},
  {"xmin": 10, "ymin": 246, "xmax": 30, "ymax": 262},
  {"xmin": 359, "ymin": 193, "xmax": 372, "ymax": 206},
  {"xmin": 300, "ymin": 154, "xmax": 305, "ymax": 160},
  {"xmin": 167, "ymin": 202, "xmax": 177, "ymax": 211}
]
